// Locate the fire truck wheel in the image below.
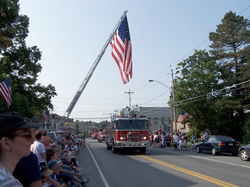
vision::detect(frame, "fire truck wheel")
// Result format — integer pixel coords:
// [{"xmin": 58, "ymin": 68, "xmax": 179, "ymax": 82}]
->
[{"xmin": 139, "ymin": 147, "xmax": 146, "ymax": 154}]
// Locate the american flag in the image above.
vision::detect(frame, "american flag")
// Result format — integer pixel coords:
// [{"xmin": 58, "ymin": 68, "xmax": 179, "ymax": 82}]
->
[
  {"xmin": 111, "ymin": 16, "xmax": 132, "ymax": 84},
  {"xmin": 42, "ymin": 109, "xmax": 50, "ymax": 124},
  {"xmin": 178, "ymin": 110, "xmax": 189, "ymax": 123},
  {"xmin": 0, "ymin": 78, "xmax": 11, "ymax": 108}
]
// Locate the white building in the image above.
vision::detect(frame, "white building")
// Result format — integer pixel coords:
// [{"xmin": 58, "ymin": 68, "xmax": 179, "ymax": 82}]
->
[{"xmin": 140, "ymin": 107, "xmax": 171, "ymax": 133}]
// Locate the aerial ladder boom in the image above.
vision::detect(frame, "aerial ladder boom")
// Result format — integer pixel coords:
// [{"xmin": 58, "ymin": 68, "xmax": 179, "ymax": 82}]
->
[{"xmin": 60, "ymin": 10, "xmax": 128, "ymax": 124}]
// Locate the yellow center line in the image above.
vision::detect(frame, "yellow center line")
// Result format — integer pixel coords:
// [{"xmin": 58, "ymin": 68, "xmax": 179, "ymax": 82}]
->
[{"xmin": 138, "ymin": 155, "xmax": 239, "ymax": 187}]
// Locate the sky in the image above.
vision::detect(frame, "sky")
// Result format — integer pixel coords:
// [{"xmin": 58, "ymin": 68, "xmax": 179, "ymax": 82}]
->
[{"xmin": 18, "ymin": 0, "xmax": 250, "ymax": 123}]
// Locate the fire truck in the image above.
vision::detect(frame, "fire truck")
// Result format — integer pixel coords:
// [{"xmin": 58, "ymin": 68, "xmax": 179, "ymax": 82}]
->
[{"xmin": 105, "ymin": 105, "xmax": 150, "ymax": 154}]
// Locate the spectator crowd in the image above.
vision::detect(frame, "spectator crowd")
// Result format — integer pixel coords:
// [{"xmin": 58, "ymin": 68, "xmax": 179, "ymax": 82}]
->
[{"xmin": 0, "ymin": 112, "xmax": 89, "ymax": 187}]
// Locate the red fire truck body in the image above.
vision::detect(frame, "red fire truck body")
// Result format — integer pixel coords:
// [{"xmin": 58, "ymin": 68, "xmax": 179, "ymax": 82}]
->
[{"xmin": 105, "ymin": 106, "xmax": 150, "ymax": 153}]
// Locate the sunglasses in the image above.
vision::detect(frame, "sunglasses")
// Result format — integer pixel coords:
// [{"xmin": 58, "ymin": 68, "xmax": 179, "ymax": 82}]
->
[{"xmin": 10, "ymin": 130, "xmax": 32, "ymax": 139}]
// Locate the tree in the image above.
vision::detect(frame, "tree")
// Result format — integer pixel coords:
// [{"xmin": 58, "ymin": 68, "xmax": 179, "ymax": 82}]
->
[
  {"xmin": 0, "ymin": 0, "xmax": 19, "ymax": 52},
  {"xmin": 209, "ymin": 11, "xmax": 250, "ymax": 140},
  {"xmin": 0, "ymin": 0, "xmax": 57, "ymax": 118},
  {"xmin": 171, "ymin": 50, "xmax": 222, "ymax": 133}
]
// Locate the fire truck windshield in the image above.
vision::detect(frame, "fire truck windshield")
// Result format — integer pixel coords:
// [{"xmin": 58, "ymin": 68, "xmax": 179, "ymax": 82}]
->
[{"xmin": 116, "ymin": 120, "xmax": 148, "ymax": 130}]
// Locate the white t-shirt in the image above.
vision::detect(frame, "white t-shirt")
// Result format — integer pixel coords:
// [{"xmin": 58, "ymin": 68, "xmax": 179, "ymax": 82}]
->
[
  {"xmin": 30, "ymin": 141, "xmax": 46, "ymax": 164},
  {"xmin": 74, "ymin": 138, "xmax": 79, "ymax": 144},
  {"xmin": 174, "ymin": 135, "xmax": 179, "ymax": 143},
  {"xmin": 68, "ymin": 151, "xmax": 74, "ymax": 157}
]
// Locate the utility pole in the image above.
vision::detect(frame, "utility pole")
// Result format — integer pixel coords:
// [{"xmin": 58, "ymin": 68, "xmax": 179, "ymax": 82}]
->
[
  {"xmin": 125, "ymin": 89, "xmax": 134, "ymax": 108},
  {"xmin": 171, "ymin": 69, "xmax": 177, "ymax": 134}
]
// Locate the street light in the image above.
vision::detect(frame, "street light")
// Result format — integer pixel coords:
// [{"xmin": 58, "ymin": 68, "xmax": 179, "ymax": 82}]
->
[
  {"xmin": 148, "ymin": 74, "xmax": 177, "ymax": 135},
  {"xmin": 148, "ymin": 80, "xmax": 172, "ymax": 90}
]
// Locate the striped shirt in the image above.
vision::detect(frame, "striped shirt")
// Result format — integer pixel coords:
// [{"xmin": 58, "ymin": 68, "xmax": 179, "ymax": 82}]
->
[{"xmin": 0, "ymin": 165, "xmax": 23, "ymax": 187}]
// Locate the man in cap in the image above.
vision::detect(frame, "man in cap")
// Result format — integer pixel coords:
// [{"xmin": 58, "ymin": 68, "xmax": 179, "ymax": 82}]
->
[
  {"xmin": 48, "ymin": 159, "xmax": 89, "ymax": 187},
  {"xmin": 0, "ymin": 112, "xmax": 42, "ymax": 186}
]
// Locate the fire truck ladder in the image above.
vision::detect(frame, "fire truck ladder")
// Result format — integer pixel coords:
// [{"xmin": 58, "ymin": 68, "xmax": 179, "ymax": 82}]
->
[{"xmin": 59, "ymin": 10, "xmax": 128, "ymax": 124}]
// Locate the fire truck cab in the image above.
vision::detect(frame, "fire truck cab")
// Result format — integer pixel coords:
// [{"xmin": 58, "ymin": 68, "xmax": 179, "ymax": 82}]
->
[{"xmin": 105, "ymin": 105, "xmax": 150, "ymax": 154}]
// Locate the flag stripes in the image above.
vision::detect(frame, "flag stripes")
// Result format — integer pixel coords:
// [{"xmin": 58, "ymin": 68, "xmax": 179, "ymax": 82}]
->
[
  {"xmin": 0, "ymin": 78, "xmax": 11, "ymax": 108},
  {"xmin": 111, "ymin": 16, "xmax": 132, "ymax": 84},
  {"xmin": 42, "ymin": 110, "xmax": 50, "ymax": 124},
  {"xmin": 178, "ymin": 110, "xmax": 189, "ymax": 123}
]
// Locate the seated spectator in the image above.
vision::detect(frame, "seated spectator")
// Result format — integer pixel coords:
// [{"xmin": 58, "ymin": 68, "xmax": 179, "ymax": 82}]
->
[
  {"xmin": 179, "ymin": 136, "xmax": 187, "ymax": 151},
  {"xmin": 42, "ymin": 162, "xmax": 67, "ymax": 187},
  {"xmin": 64, "ymin": 140, "xmax": 70, "ymax": 154},
  {"xmin": 48, "ymin": 160, "xmax": 89, "ymax": 187},
  {"xmin": 46, "ymin": 149, "xmax": 56, "ymax": 163},
  {"xmin": 0, "ymin": 113, "xmax": 41, "ymax": 186},
  {"xmin": 54, "ymin": 147, "xmax": 61, "ymax": 161},
  {"xmin": 63, "ymin": 151, "xmax": 77, "ymax": 168},
  {"xmin": 152, "ymin": 132, "xmax": 159, "ymax": 147}
]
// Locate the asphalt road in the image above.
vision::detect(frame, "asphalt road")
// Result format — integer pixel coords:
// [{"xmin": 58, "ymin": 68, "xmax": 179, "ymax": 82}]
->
[{"xmin": 76, "ymin": 138, "xmax": 250, "ymax": 187}]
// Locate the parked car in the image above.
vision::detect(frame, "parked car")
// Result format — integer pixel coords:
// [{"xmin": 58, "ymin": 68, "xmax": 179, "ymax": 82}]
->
[
  {"xmin": 97, "ymin": 131, "xmax": 106, "ymax": 143},
  {"xmin": 47, "ymin": 132, "xmax": 57, "ymax": 148},
  {"xmin": 196, "ymin": 135, "xmax": 240, "ymax": 156},
  {"xmin": 238, "ymin": 142, "xmax": 250, "ymax": 161}
]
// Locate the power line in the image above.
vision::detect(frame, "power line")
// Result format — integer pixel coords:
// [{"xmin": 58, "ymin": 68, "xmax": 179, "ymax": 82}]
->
[
  {"xmin": 176, "ymin": 79, "xmax": 250, "ymax": 105},
  {"xmin": 139, "ymin": 91, "xmax": 169, "ymax": 105},
  {"xmin": 239, "ymin": 5, "xmax": 250, "ymax": 15}
]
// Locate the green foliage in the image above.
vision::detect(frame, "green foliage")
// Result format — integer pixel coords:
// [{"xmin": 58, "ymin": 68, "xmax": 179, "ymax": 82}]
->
[
  {"xmin": 172, "ymin": 50, "xmax": 221, "ymax": 132},
  {"xmin": 74, "ymin": 122, "xmax": 81, "ymax": 135},
  {"xmin": 0, "ymin": 0, "xmax": 57, "ymax": 118},
  {"xmin": 243, "ymin": 115, "xmax": 250, "ymax": 144},
  {"xmin": 99, "ymin": 121, "xmax": 109, "ymax": 130},
  {"xmin": 170, "ymin": 11, "xmax": 250, "ymax": 141},
  {"xmin": 0, "ymin": 0, "xmax": 19, "ymax": 52}
]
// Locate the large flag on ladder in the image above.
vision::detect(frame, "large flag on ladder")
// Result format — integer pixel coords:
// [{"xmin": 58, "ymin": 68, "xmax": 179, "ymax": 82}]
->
[
  {"xmin": 111, "ymin": 15, "xmax": 132, "ymax": 84},
  {"xmin": 0, "ymin": 78, "xmax": 11, "ymax": 108}
]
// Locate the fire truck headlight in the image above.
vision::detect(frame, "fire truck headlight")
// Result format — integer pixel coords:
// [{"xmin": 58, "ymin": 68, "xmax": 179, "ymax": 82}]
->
[
  {"xmin": 141, "ymin": 134, "xmax": 147, "ymax": 140},
  {"xmin": 120, "ymin": 134, "xmax": 126, "ymax": 140}
]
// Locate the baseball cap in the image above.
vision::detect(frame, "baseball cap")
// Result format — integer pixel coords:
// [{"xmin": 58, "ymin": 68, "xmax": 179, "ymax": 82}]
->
[
  {"xmin": 0, "ymin": 112, "xmax": 42, "ymax": 137},
  {"xmin": 47, "ymin": 160, "xmax": 62, "ymax": 168}
]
